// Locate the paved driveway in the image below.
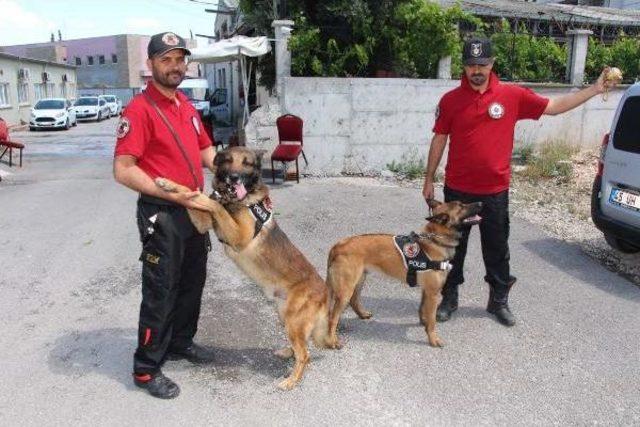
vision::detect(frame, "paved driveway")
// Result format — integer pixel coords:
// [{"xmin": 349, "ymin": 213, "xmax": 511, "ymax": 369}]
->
[{"xmin": 1, "ymin": 122, "xmax": 639, "ymax": 425}]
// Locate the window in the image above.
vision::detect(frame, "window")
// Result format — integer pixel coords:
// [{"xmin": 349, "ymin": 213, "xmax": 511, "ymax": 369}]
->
[
  {"xmin": 46, "ymin": 82, "xmax": 56, "ymax": 98},
  {"xmin": 613, "ymin": 96, "xmax": 640, "ymax": 154},
  {"xmin": 75, "ymin": 57, "xmax": 82, "ymax": 65},
  {"xmin": 98, "ymin": 55, "xmax": 105, "ymax": 65},
  {"xmin": 0, "ymin": 83, "xmax": 10, "ymax": 107},
  {"xmin": 34, "ymin": 83, "xmax": 44, "ymax": 101},
  {"xmin": 112, "ymin": 54, "xmax": 118, "ymax": 64},
  {"xmin": 87, "ymin": 56, "xmax": 94, "ymax": 66},
  {"xmin": 18, "ymin": 82, "xmax": 29, "ymax": 104}
]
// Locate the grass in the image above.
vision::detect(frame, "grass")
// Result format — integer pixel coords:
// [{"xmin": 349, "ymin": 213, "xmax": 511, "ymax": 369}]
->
[
  {"xmin": 386, "ymin": 149, "xmax": 427, "ymax": 180},
  {"xmin": 517, "ymin": 140, "xmax": 579, "ymax": 182}
]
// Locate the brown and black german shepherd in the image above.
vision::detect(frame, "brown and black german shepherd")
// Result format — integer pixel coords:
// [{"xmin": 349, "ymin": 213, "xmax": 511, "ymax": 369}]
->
[
  {"xmin": 326, "ymin": 199, "xmax": 482, "ymax": 349},
  {"xmin": 155, "ymin": 147, "xmax": 331, "ymax": 390}
]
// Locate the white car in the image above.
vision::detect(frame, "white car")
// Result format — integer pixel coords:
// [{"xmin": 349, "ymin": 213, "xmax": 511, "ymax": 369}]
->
[
  {"xmin": 73, "ymin": 97, "xmax": 111, "ymax": 122},
  {"xmin": 29, "ymin": 98, "xmax": 77, "ymax": 131},
  {"xmin": 99, "ymin": 95, "xmax": 122, "ymax": 117}
]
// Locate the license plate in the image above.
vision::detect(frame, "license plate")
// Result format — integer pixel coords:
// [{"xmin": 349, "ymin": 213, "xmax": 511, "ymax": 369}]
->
[{"xmin": 609, "ymin": 188, "xmax": 640, "ymax": 212}]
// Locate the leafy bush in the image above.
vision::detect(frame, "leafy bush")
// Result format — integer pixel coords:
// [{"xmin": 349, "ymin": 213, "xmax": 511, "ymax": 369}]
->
[
  {"xmin": 488, "ymin": 20, "xmax": 566, "ymax": 82},
  {"xmin": 586, "ymin": 35, "xmax": 639, "ymax": 84}
]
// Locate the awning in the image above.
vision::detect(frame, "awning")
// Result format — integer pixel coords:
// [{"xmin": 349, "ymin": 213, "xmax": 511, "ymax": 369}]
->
[{"xmin": 189, "ymin": 35, "xmax": 271, "ymax": 64}]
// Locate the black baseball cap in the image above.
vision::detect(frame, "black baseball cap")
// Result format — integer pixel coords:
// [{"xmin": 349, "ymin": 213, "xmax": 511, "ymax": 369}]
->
[
  {"xmin": 147, "ymin": 32, "xmax": 191, "ymax": 58},
  {"xmin": 462, "ymin": 38, "xmax": 493, "ymax": 66}
]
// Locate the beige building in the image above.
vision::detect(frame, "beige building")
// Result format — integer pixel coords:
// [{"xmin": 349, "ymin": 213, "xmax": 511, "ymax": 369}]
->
[{"xmin": 0, "ymin": 52, "xmax": 77, "ymax": 126}]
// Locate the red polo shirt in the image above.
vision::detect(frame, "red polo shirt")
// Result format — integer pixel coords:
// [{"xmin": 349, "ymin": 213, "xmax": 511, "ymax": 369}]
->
[
  {"xmin": 114, "ymin": 82, "xmax": 213, "ymax": 190},
  {"xmin": 433, "ymin": 73, "xmax": 549, "ymax": 195}
]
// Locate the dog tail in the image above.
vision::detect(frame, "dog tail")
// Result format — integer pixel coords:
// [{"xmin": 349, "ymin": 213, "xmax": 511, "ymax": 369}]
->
[{"xmin": 311, "ymin": 308, "xmax": 331, "ymax": 349}]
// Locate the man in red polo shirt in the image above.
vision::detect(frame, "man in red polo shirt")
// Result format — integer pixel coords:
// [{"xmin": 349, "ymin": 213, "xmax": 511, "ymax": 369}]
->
[
  {"xmin": 113, "ymin": 32, "xmax": 216, "ymax": 399},
  {"xmin": 422, "ymin": 38, "xmax": 615, "ymax": 327}
]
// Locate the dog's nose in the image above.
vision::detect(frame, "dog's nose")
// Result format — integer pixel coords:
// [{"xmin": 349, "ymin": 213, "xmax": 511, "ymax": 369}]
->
[{"xmin": 228, "ymin": 173, "xmax": 241, "ymax": 183}]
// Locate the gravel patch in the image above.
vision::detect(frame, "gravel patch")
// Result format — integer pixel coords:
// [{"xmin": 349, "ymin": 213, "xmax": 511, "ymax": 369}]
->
[{"xmin": 379, "ymin": 149, "xmax": 640, "ymax": 286}]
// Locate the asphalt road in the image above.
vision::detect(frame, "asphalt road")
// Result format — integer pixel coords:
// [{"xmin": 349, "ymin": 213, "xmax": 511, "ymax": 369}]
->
[{"xmin": 1, "ymin": 120, "xmax": 639, "ymax": 426}]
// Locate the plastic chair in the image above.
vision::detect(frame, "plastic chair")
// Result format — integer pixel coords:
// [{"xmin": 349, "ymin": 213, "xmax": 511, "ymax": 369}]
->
[
  {"xmin": 0, "ymin": 119, "xmax": 24, "ymax": 167},
  {"xmin": 271, "ymin": 114, "xmax": 308, "ymax": 183}
]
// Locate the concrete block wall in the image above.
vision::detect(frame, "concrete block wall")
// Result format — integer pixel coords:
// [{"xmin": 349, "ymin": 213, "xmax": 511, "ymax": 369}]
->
[{"xmin": 247, "ymin": 76, "xmax": 625, "ymax": 176}]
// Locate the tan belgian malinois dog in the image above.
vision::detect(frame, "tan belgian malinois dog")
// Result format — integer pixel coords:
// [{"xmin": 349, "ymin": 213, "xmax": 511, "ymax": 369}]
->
[
  {"xmin": 325, "ymin": 199, "xmax": 482, "ymax": 348},
  {"xmin": 155, "ymin": 147, "xmax": 332, "ymax": 390}
]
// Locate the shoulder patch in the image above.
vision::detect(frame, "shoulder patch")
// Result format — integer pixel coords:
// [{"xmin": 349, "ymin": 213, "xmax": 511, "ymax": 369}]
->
[
  {"xmin": 435, "ymin": 105, "xmax": 440, "ymax": 119},
  {"xmin": 116, "ymin": 117, "xmax": 131, "ymax": 138}
]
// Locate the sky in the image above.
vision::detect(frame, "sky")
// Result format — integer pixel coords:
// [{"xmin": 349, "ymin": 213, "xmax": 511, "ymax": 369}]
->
[{"xmin": 0, "ymin": 0, "xmax": 220, "ymax": 46}]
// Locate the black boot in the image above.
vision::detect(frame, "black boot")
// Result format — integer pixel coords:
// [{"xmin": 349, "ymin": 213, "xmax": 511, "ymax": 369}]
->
[
  {"xmin": 167, "ymin": 343, "xmax": 216, "ymax": 364},
  {"xmin": 486, "ymin": 276, "xmax": 516, "ymax": 327},
  {"xmin": 133, "ymin": 371, "xmax": 180, "ymax": 399},
  {"xmin": 436, "ymin": 283, "xmax": 459, "ymax": 322}
]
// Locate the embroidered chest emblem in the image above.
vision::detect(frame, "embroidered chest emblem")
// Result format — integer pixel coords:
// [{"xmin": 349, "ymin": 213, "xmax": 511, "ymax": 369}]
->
[{"xmin": 488, "ymin": 102, "xmax": 505, "ymax": 119}]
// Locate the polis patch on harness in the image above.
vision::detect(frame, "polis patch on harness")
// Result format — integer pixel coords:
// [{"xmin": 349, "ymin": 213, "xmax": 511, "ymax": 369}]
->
[
  {"xmin": 393, "ymin": 233, "xmax": 452, "ymax": 287},
  {"xmin": 249, "ymin": 197, "xmax": 273, "ymax": 238}
]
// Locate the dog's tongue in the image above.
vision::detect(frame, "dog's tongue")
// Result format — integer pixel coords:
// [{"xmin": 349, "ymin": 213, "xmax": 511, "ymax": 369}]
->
[{"xmin": 234, "ymin": 183, "xmax": 247, "ymax": 200}]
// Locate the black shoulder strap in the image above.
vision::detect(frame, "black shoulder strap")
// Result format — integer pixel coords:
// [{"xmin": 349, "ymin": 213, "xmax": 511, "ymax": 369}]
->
[{"xmin": 142, "ymin": 91, "xmax": 201, "ymax": 191}]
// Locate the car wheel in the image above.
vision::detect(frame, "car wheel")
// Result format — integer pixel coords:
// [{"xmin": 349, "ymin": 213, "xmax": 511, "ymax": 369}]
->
[
  {"xmin": 604, "ymin": 233, "xmax": 640, "ymax": 254},
  {"xmin": 73, "ymin": 119, "xmax": 78, "ymax": 127},
  {"xmin": 97, "ymin": 112, "xmax": 102, "ymax": 122},
  {"xmin": 65, "ymin": 118, "xmax": 71, "ymax": 130}
]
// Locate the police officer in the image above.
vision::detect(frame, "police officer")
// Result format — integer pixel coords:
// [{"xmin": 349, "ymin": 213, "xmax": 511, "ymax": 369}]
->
[
  {"xmin": 422, "ymin": 38, "xmax": 615, "ymax": 327},
  {"xmin": 114, "ymin": 32, "xmax": 216, "ymax": 399}
]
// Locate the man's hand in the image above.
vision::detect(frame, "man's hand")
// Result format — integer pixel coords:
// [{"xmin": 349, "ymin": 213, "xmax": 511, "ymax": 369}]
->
[
  {"xmin": 422, "ymin": 179, "xmax": 435, "ymax": 202},
  {"xmin": 594, "ymin": 67, "xmax": 610, "ymax": 94}
]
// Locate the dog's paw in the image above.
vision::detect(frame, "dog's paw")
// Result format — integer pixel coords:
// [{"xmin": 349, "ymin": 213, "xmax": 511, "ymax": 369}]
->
[
  {"xmin": 154, "ymin": 177, "xmax": 176, "ymax": 192},
  {"xmin": 358, "ymin": 310, "xmax": 373, "ymax": 320},
  {"xmin": 274, "ymin": 347, "xmax": 294, "ymax": 359},
  {"xmin": 325, "ymin": 336, "xmax": 343, "ymax": 350},
  {"xmin": 277, "ymin": 378, "xmax": 298, "ymax": 391},
  {"xmin": 428, "ymin": 335, "xmax": 445, "ymax": 348}
]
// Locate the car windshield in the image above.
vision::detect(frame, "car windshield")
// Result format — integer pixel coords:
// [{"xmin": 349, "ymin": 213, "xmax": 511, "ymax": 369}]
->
[
  {"xmin": 34, "ymin": 100, "xmax": 65, "ymax": 110},
  {"xmin": 179, "ymin": 88, "xmax": 206, "ymax": 101},
  {"xmin": 103, "ymin": 96, "xmax": 115, "ymax": 102},
  {"xmin": 75, "ymin": 98, "xmax": 98, "ymax": 106}
]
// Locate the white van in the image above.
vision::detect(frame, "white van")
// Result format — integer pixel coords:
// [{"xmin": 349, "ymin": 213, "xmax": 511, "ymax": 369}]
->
[{"xmin": 177, "ymin": 78, "xmax": 211, "ymax": 118}]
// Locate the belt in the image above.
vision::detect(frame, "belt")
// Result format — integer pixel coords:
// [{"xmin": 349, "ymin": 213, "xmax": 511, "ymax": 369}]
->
[{"xmin": 139, "ymin": 194, "xmax": 178, "ymax": 207}]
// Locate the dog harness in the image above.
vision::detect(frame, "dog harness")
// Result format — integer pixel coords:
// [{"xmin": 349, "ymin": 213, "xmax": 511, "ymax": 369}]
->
[
  {"xmin": 393, "ymin": 232, "xmax": 452, "ymax": 287},
  {"xmin": 248, "ymin": 197, "xmax": 273, "ymax": 238}
]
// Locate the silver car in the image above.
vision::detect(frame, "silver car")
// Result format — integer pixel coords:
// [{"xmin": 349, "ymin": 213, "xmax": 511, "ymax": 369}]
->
[{"xmin": 591, "ymin": 83, "xmax": 640, "ymax": 253}]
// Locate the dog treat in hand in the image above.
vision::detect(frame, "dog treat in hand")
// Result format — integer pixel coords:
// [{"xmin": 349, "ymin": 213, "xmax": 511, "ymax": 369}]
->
[{"xmin": 603, "ymin": 67, "xmax": 623, "ymax": 101}]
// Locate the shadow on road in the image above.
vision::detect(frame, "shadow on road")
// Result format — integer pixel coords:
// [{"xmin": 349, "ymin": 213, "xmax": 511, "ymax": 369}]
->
[{"xmin": 522, "ymin": 237, "xmax": 640, "ymax": 302}]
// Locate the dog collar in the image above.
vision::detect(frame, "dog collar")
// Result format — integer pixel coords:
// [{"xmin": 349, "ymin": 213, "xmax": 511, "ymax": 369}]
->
[{"xmin": 393, "ymin": 233, "xmax": 452, "ymax": 287}]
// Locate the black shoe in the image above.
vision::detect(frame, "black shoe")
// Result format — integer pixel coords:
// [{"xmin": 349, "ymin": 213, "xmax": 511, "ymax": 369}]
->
[
  {"xmin": 133, "ymin": 372, "xmax": 180, "ymax": 399},
  {"xmin": 486, "ymin": 302, "xmax": 516, "ymax": 327},
  {"xmin": 436, "ymin": 293, "xmax": 458, "ymax": 323},
  {"xmin": 167, "ymin": 343, "xmax": 215, "ymax": 364}
]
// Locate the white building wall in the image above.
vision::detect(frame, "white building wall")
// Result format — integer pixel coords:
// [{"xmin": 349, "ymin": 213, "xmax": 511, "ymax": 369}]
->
[{"xmin": 247, "ymin": 76, "xmax": 624, "ymax": 176}]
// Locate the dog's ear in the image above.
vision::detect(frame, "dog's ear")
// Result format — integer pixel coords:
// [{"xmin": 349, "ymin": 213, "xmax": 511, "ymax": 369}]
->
[
  {"xmin": 426, "ymin": 213, "xmax": 449, "ymax": 225},
  {"xmin": 253, "ymin": 149, "xmax": 266, "ymax": 170},
  {"xmin": 426, "ymin": 199, "xmax": 442, "ymax": 209},
  {"xmin": 214, "ymin": 150, "xmax": 228, "ymax": 167}
]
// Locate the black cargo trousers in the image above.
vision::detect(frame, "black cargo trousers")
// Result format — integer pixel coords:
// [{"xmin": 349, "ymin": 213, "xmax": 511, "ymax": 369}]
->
[
  {"xmin": 442, "ymin": 186, "xmax": 513, "ymax": 303},
  {"xmin": 133, "ymin": 196, "xmax": 210, "ymax": 375}
]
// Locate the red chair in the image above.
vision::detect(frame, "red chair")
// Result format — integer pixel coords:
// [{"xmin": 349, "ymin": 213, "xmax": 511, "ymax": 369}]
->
[
  {"xmin": 0, "ymin": 119, "xmax": 24, "ymax": 167},
  {"xmin": 271, "ymin": 114, "xmax": 308, "ymax": 183}
]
